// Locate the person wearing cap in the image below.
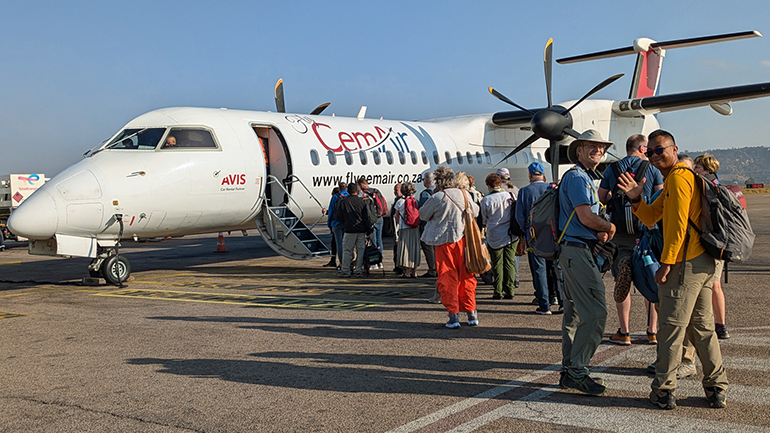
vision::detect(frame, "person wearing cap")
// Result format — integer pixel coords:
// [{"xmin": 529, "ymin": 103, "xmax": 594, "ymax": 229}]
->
[
  {"xmin": 617, "ymin": 130, "xmax": 727, "ymax": 410},
  {"xmin": 598, "ymin": 135, "xmax": 664, "ymax": 347},
  {"xmin": 558, "ymin": 129, "xmax": 616, "ymax": 396},
  {"xmin": 496, "ymin": 167, "xmax": 519, "ymax": 198},
  {"xmin": 515, "ymin": 161, "xmax": 563, "ymax": 314}
]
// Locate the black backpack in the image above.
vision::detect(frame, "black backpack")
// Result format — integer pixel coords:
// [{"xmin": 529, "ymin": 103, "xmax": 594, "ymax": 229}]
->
[
  {"xmin": 362, "ymin": 194, "xmax": 378, "ymax": 230},
  {"xmin": 508, "ymin": 193, "xmax": 524, "ymax": 238},
  {"xmin": 609, "ymin": 160, "xmax": 650, "ymax": 235}
]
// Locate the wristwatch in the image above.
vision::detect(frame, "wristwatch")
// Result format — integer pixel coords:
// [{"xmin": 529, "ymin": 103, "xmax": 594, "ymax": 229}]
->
[{"xmin": 630, "ymin": 196, "xmax": 642, "ymax": 204}]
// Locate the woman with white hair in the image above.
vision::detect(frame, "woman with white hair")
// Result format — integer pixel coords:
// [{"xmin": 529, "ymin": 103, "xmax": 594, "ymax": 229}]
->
[{"xmin": 419, "ymin": 165, "xmax": 480, "ymax": 328}]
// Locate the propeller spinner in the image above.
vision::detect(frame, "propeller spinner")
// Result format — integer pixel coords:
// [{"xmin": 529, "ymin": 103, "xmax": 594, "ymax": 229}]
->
[{"xmin": 489, "ymin": 38, "xmax": 623, "ymax": 182}]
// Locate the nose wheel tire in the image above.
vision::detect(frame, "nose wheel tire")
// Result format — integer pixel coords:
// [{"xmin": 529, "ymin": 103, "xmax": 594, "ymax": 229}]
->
[{"xmin": 101, "ymin": 255, "xmax": 131, "ymax": 285}]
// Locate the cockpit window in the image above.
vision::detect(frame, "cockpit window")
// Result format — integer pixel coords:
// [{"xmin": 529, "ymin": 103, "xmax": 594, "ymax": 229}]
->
[
  {"xmin": 106, "ymin": 128, "xmax": 166, "ymax": 150},
  {"xmin": 162, "ymin": 128, "xmax": 218, "ymax": 149}
]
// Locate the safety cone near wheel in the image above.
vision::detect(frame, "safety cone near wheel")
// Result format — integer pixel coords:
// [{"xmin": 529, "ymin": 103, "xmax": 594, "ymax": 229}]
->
[{"xmin": 215, "ymin": 232, "xmax": 228, "ymax": 252}]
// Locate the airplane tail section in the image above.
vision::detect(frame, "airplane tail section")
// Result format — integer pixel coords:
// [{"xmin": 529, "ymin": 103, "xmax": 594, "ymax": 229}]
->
[{"xmin": 557, "ymin": 30, "xmax": 762, "ymax": 99}]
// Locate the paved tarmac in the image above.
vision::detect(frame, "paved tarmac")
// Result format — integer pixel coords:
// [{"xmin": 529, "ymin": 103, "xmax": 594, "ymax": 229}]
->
[{"xmin": 1, "ymin": 194, "xmax": 770, "ymax": 432}]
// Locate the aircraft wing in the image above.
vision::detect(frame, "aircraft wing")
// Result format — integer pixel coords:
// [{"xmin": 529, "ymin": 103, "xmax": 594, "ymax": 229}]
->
[{"xmin": 613, "ymin": 81, "xmax": 770, "ymax": 116}]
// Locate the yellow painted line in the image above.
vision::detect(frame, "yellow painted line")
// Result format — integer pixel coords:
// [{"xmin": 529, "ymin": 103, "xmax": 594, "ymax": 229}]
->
[
  {"xmin": 129, "ymin": 280, "xmax": 429, "ymax": 298},
  {"xmin": 94, "ymin": 288, "xmax": 384, "ymax": 311},
  {"xmin": 0, "ymin": 261, "xmax": 22, "ymax": 266},
  {"xmin": 0, "ymin": 292, "xmax": 33, "ymax": 298},
  {"xmin": 0, "ymin": 311, "xmax": 31, "ymax": 320}
]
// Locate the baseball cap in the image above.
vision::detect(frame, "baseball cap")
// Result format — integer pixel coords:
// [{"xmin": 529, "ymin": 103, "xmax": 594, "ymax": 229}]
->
[
  {"xmin": 496, "ymin": 168, "xmax": 510, "ymax": 178},
  {"xmin": 528, "ymin": 161, "xmax": 544, "ymax": 176}
]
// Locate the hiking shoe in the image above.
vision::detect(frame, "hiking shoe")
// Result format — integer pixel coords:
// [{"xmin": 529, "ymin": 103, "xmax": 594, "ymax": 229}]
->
[
  {"xmin": 550, "ymin": 297, "xmax": 560, "ymax": 306},
  {"xmin": 446, "ymin": 313, "xmax": 461, "ymax": 329},
  {"xmin": 647, "ymin": 362, "xmax": 656, "ymax": 374},
  {"xmin": 677, "ymin": 363, "xmax": 696, "ymax": 379},
  {"xmin": 503, "ymin": 294, "xmax": 514, "ymax": 299},
  {"xmin": 609, "ymin": 329, "xmax": 631, "ymax": 345},
  {"xmin": 535, "ymin": 307, "xmax": 552, "ymax": 315},
  {"xmin": 647, "ymin": 331, "xmax": 658, "ymax": 345},
  {"xmin": 716, "ymin": 326, "xmax": 730, "ymax": 339},
  {"xmin": 705, "ymin": 386, "xmax": 727, "ymax": 408},
  {"xmin": 562, "ymin": 374, "xmax": 607, "ymax": 395},
  {"xmin": 467, "ymin": 311, "xmax": 479, "ymax": 326},
  {"xmin": 646, "ymin": 362, "xmax": 657, "ymax": 375},
  {"xmin": 613, "ymin": 255, "xmax": 633, "ymax": 303},
  {"xmin": 650, "ymin": 388, "xmax": 676, "ymax": 410},
  {"xmin": 559, "ymin": 371, "xmax": 604, "ymax": 389},
  {"xmin": 427, "ymin": 291, "xmax": 442, "ymax": 304}
]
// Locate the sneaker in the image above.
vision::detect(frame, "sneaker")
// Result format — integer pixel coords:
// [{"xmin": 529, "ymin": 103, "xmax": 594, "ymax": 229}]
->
[
  {"xmin": 427, "ymin": 291, "xmax": 442, "ymax": 304},
  {"xmin": 335, "ymin": 265, "xmax": 342, "ymax": 271},
  {"xmin": 650, "ymin": 388, "xmax": 676, "ymax": 410},
  {"xmin": 337, "ymin": 272, "xmax": 351, "ymax": 278},
  {"xmin": 562, "ymin": 374, "xmax": 607, "ymax": 395},
  {"xmin": 550, "ymin": 297, "xmax": 560, "ymax": 306},
  {"xmin": 467, "ymin": 311, "xmax": 479, "ymax": 326},
  {"xmin": 559, "ymin": 371, "xmax": 604, "ymax": 389},
  {"xmin": 677, "ymin": 363, "xmax": 696, "ymax": 379},
  {"xmin": 446, "ymin": 313, "xmax": 461, "ymax": 329},
  {"xmin": 613, "ymin": 255, "xmax": 633, "ymax": 303},
  {"xmin": 531, "ymin": 297, "xmax": 539, "ymax": 305},
  {"xmin": 646, "ymin": 362, "xmax": 657, "ymax": 375},
  {"xmin": 535, "ymin": 307, "xmax": 552, "ymax": 315},
  {"xmin": 647, "ymin": 331, "xmax": 658, "ymax": 345},
  {"xmin": 716, "ymin": 325, "xmax": 730, "ymax": 339},
  {"xmin": 609, "ymin": 329, "xmax": 631, "ymax": 346},
  {"xmin": 705, "ymin": 386, "xmax": 727, "ymax": 408}
]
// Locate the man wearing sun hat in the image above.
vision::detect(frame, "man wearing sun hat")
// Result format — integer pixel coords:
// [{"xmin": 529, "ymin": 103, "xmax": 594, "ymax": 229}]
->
[
  {"xmin": 559, "ymin": 129, "xmax": 616, "ymax": 396},
  {"xmin": 516, "ymin": 161, "xmax": 563, "ymax": 315}
]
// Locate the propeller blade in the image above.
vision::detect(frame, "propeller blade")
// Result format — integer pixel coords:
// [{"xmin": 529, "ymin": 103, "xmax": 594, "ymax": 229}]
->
[
  {"xmin": 565, "ymin": 73, "xmax": 624, "ymax": 113},
  {"xmin": 274, "ymin": 78, "xmax": 286, "ymax": 113},
  {"xmin": 544, "ymin": 38, "xmax": 553, "ymax": 108},
  {"xmin": 549, "ymin": 139, "xmax": 559, "ymax": 183},
  {"xmin": 494, "ymin": 133, "xmax": 540, "ymax": 167},
  {"xmin": 310, "ymin": 102, "xmax": 330, "ymax": 115},
  {"xmin": 564, "ymin": 127, "xmax": 580, "ymax": 138},
  {"xmin": 488, "ymin": 87, "xmax": 536, "ymax": 115}
]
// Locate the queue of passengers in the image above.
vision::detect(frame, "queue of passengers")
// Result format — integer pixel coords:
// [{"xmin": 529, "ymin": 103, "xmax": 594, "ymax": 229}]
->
[{"xmin": 322, "ymin": 132, "xmax": 730, "ymax": 410}]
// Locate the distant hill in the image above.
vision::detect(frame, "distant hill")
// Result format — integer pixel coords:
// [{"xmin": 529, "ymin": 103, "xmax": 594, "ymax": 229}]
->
[{"xmin": 684, "ymin": 146, "xmax": 770, "ymax": 185}]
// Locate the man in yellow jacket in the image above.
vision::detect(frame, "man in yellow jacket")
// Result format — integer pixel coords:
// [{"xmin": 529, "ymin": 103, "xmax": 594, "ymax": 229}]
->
[{"xmin": 617, "ymin": 129, "xmax": 727, "ymax": 410}]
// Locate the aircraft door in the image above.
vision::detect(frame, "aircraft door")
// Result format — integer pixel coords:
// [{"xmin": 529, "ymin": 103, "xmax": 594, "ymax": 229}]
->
[{"xmin": 252, "ymin": 126, "xmax": 292, "ymax": 206}]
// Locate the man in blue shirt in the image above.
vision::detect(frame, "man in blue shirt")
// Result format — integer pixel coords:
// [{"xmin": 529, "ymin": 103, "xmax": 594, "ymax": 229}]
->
[
  {"xmin": 516, "ymin": 161, "xmax": 562, "ymax": 314},
  {"xmin": 558, "ymin": 129, "xmax": 616, "ymax": 396},
  {"xmin": 598, "ymin": 135, "xmax": 664, "ymax": 346}
]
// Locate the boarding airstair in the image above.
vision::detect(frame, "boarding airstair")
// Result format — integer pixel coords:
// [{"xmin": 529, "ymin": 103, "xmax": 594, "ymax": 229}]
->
[{"xmin": 255, "ymin": 175, "xmax": 331, "ymax": 260}]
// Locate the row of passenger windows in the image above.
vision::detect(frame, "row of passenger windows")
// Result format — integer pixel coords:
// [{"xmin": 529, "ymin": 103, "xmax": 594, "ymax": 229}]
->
[{"xmin": 309, "ymin": 149, "xmax": 541, "ymax": 167}]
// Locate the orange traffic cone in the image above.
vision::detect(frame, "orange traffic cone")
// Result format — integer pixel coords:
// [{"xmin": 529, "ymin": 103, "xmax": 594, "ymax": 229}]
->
[{"xmin": 215, "ymin": 232, "xmax": 228, "ymax": 252}]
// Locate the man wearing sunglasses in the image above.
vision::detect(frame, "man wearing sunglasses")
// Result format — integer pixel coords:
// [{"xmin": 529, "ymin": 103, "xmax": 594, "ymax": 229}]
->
[
  {"xmin": 598, "ymin": 135, "xmax": 663, "ymax": 347},
  {"xmin": 616, "ymin": 129, "xmax": 727, "ymax": 410},
  {"xmin": 558, "ymin": 129, "xmax": 616, "ymax": 396}
]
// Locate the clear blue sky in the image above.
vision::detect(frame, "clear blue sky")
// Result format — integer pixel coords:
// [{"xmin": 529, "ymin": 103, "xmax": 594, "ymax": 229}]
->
[{"xmin": 2, "ymin": 0, "xmax": 770, "ymax": 176}]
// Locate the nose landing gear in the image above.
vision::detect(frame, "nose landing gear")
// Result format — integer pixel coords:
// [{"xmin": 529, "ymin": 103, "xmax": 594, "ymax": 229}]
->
[{"xmin": 88, "ymin": 250, "xmax": 131, "ymax": 285}]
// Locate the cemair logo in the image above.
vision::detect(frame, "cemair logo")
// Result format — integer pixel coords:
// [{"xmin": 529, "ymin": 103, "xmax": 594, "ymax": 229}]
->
[
  {"xmin": 18, "ymin": 174, "xmax": 40, "ymax": 185},
  {"xmin": 220, "ymin": 174, "xmax": 246, "ymax": 186}
]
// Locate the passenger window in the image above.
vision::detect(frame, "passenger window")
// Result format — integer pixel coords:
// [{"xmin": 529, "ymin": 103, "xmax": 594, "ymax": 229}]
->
[
  {"xmin": 360, "ymin": 151, "xmax": 368, "ymax": 165},
  {"xmin": 485, "ymin": 152, "xmax": 491, "ymax": 164},
  {"xmin": 523, "ymin": 152, "xmax": 529, "ymax": 163},
  {"xmin": 164, "ymin": 128, "xmax": 218, "ymax": 149},
  {"xmin": 310, "ymin": 149, "xmax": 319, "ymax": 166},
  {"xmin": 466, "ymin": 152, "xmax": 473, "ymax": 164},
  {"xmin": 433, "ymin": 151, "xmax": 439, "ymax": 165},
  {"xmin": 410, "ymin": 151, "xmax": 418, "ymax": 165},
  {"xmin": 344, "ymin": 150, "xmax": 353, "ymax": 165},
  {"xmin": 445, "ymin": 151, "xmax": 452, "ymax": 164},
  {"xmin": 421, "ymin": 151, "xmax": 428, "ymax": 165},
  {"xmin": 398, "ymin": 152, "xmax": 406, "ymax": 165},
  {"xmin": 476, "ymin": 152, "xmax": 483, "ymax": 164},
  {"xmin": 456, "ymin": 151, "xmax": 463, "ymax": 165},
  {"xmin": 327, "ymin": 150, "xmax": 337, "ymax": 165},
  {"xmin": 373, "ymin": 151, "xmax": 381, "ymax": 165},
  {"xmin": 386, "ymin": 151, "xmax": 394, "ymax": 165}
]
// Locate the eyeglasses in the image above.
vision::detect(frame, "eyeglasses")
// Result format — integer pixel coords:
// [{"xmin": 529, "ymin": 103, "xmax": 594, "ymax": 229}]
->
[{"xmin": 644, "ymin": 144, "xmax": 674, "ymax": 158}]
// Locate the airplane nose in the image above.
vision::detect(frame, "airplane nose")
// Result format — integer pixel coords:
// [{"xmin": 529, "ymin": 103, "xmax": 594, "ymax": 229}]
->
[{"xmin": 7, "ymin": 190, "xmax": 58, "ymax": 239}]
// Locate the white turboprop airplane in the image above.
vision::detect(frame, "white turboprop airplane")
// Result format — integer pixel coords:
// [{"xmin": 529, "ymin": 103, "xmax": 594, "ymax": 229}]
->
[{"xmin": 8, "ymin": 31, "xmax": 770, "ymax": 284}]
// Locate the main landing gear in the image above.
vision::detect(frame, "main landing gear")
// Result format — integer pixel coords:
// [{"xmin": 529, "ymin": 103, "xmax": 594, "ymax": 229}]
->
[{"xmin": 88, "ymin": 248, "xmax": 131, "ymax": 285}]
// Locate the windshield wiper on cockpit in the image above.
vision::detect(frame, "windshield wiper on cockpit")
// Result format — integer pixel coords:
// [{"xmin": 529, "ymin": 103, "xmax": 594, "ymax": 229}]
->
[{"xmin": 86, "ymin": 128, "xmax": 149, "ymax": 157}]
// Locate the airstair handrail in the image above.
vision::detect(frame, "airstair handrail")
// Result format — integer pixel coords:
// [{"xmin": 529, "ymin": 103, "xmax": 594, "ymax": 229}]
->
[{"xmin": 282, "ymin": 174, "xmax": 326, "ymax": 230}]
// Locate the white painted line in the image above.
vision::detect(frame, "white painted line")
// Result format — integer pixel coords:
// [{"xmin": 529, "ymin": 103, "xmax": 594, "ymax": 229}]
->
[{"xmin": 450, "ymin": 401, "xmax": 770, "ymax": 433}]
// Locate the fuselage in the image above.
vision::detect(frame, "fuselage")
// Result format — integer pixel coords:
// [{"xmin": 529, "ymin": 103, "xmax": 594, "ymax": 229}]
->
[{"xmin": 8, "ymin": 103, "xmax": 657, "ymax": 258}]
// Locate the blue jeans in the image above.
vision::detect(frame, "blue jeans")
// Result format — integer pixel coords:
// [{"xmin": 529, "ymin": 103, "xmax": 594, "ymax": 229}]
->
[
  {"xmin": 332, "ymin": 225, "xmax": 345, "ymax": 263},
  {"xmin": 373, "ymin": 218, "xmax": 384, "ymax": 251},
  {"xmin": 529, "ymin": 253, "xmax": 550, "ymax": 309}
]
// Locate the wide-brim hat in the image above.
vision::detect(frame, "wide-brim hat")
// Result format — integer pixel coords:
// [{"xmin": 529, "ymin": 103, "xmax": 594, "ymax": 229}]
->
[{"xmin": 568, "ymin": 129, "xmax": 613, "ymax": 164}]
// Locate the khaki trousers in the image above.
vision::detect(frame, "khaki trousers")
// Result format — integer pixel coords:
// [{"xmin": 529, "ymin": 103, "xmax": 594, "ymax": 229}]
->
[
  {"xmin": 560, "ymin": 244, "xmax": 607, "ymax": 378},
  {"xmin": 653, "ymin": 253, "xmax": 728, "ymax": 391}
]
